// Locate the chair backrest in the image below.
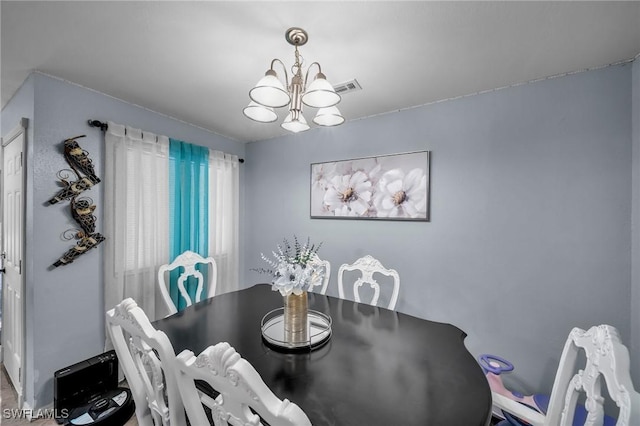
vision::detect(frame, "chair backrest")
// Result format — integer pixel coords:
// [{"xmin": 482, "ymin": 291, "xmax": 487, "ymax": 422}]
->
[
  {"xmin": 175, "ymin": 342, "xmax": 312, "ymax": 426},
  {"xmin": 338, "ymin": 255, "xmax": 400, "ymax": 310},
  {"xmin": 157, "ymin": 250, "xmax": 218, "ymax": 315},
  {"xmin": 307, "ymin": 253, "xmax": 331, "ymax": 295},
  {"xmin": 106, "ymin": 298, "xmax": 185, "ymax": 426},
  {"xmin": 545, "ymin": 324, "xmax": 640, "ymax": 425},
  {"xmin": 491, "ymin": 324, "xmax": 640, "ymax": 426}
]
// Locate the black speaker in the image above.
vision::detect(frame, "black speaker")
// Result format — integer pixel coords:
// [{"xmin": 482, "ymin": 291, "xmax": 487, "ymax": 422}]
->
[{"xmin": 54, "ymin": 350, "xmax": 134, "ymax": 425}]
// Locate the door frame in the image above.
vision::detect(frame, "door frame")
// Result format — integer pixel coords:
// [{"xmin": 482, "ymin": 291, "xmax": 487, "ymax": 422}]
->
[{"xmin": 1, "ymin": 117, "xmax": 28, "ymax": 407}]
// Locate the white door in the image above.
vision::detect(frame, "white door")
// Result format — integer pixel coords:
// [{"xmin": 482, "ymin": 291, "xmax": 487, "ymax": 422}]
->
[{"xmin": 2, "ymin": 119, "xmax": 26, "ymax": 402}]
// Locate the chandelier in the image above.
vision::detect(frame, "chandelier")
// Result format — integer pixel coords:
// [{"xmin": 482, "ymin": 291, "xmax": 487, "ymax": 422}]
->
[{"xmin": 243, "ymin": 27, "xmax": 344, "ymax": 133}]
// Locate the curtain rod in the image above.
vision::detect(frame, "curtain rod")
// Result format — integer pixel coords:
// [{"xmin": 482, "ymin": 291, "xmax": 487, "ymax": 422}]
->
[{"xmin": 88, "ymin": 119, "xmax": 245, "ymax": 163}]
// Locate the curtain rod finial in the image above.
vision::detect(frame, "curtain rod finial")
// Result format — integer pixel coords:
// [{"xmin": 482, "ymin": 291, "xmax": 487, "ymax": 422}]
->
[{"xmin": 88, "ymin": 120, "xmax": 108, "ymax": 131}]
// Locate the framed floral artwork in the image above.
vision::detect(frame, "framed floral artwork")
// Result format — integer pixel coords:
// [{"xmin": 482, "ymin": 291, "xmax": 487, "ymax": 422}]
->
[{"xmin": 310, "ymin": 151, "xmax": 430, "ymax": 221}]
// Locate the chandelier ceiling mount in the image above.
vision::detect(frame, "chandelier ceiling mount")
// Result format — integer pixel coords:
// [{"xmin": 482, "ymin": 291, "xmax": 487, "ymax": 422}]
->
[{"xmin": 285, "ymin": 27, "xmax": 308, "ymax": 46}]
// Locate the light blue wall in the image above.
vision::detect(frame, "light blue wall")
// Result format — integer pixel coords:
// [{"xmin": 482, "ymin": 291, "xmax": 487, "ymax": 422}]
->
[
  {"xmin": 632, "ymin": 57, "xmax": 640, "ymax": 386},
  {"xmin": 245, "ymin": 64, "xmax": 634, "ymax": 394},
  {"xmin": 5, "ymin": 72, "xmax": 244, "ymax": 409},
  {"xmin": 3, "ymin": 62, "xmax": 636, "ymax": 408},
  {"xmin": 1, "ymin": 74, "xmax": 35, "ymax": 407}
]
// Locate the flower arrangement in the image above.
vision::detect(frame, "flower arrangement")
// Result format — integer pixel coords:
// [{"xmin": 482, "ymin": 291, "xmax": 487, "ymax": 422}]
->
[{"xmin": 255, "ymin": 236, "xmax": 324, "ymax": 296}]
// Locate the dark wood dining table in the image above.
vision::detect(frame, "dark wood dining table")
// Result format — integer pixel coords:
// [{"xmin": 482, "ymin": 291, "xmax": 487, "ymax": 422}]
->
[{"xmin": 153, "ymin": 284, "xmax": 492, "ymax": 426}]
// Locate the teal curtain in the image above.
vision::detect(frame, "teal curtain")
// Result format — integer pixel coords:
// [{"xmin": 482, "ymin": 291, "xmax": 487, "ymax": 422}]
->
[{"xmin": 169, "ymin": 138, "xmax": 209, "ymax": 311}]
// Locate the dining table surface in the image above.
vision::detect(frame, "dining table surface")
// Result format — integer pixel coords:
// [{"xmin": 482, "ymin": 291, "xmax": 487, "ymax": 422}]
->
[{"xmin": 153, "ymin": 283, "xmax": 492, "ymax": 426}]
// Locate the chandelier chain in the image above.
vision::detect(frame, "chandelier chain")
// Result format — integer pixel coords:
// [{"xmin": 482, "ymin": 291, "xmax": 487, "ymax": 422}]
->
[{"xmin": 292, "ymin": 46, "xmax": 304, "ymax": 79}]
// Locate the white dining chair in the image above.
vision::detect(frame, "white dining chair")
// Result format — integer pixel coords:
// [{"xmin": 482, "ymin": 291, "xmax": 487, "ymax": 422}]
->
[
  {"xmin": 106, "ymin": 298, "xmax": 185, "ymax": 426},
  {"xmin": 338, "ymin": 255, "xmax": 400, "ymax": 310},
  {"xmin": 175, "ymin": 341, "xmax": 312, "ymax": 426},
  {"xmin": 492, "ymin": 324, "xmax": 640, "ymax": 426},
  {"xmin": 157, "ymin": 250, "xmax": 218, "ymax": 315},
  {"xmin": 307, "ymin": 253, "xmax": 331, "ymax": 295}
]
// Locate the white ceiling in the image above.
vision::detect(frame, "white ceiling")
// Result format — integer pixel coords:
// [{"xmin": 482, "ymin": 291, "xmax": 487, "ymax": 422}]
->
[{"xmin": 2, "ymin": 1, "xmax": 640, "ymax": 143}]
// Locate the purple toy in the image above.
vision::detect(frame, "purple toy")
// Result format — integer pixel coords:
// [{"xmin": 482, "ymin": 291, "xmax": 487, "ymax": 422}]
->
[{"xmin": 478, "ymin": 354, "xmax": 616, "ymax": 426}]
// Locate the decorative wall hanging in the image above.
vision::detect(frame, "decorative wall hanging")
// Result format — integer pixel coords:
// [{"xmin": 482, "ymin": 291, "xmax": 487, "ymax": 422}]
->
[
  {"xmin": 48, "ymin": 135, "xmax": 100, "ymax": 204},
  {"xmin": 310, "ymin": 151, "xmax": 431, "ymax": 221},
  {"xmin": 48, "ymin": 135, "xmax": 105, "ymax": 267}
]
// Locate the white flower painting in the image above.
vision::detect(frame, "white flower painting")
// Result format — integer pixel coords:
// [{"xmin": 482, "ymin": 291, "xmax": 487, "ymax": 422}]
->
[{"xmin": 310, "ymin": 151, "xmax": 430, "ymax": 221}]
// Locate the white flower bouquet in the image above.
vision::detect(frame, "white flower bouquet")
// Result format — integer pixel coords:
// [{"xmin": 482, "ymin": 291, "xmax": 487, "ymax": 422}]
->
[{"xmin": 255, "ymin": 236, "xmax": 324, "ymax": 296}]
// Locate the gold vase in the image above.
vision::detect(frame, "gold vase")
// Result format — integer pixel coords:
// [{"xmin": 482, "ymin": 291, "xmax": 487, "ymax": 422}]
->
[{"xmin": 283, "ymin": 291, "xmax": 309, "ymax": 345}]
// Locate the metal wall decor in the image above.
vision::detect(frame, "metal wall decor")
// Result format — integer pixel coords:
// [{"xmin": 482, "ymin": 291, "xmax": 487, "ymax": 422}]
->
[
  {"xmin": 48, "ymin": 135, "xmax": 101, "ymax": 204},
  {"xmin": 48, "ymin": 135, "xmax": 105, "ymax": 267}
]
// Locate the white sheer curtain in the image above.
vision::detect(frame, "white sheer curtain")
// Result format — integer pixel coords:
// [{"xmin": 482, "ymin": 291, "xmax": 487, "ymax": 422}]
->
[
  {"xmin": 104, "ymin": 122, "xmax": 170, "ymax": 321},
  {"xmin": 208, "ymin": 150, "xmax": 240, "ymax": 294},
  {"xmin": 104, "ymin": 122, "xmax": 240, "ymax": 324}
]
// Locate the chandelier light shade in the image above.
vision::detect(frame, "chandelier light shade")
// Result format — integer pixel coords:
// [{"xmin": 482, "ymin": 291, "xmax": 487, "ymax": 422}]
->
[
  {"xmin": 243, "ymin": 27, "xmax": 344, "ymax": 133},
  {"xmin": 282, "ymin": 111, "xmax": 310, "ymax": 133},
  {"xmin": 249, "ymin": 70, "xmax": 290, "ymax": 108},
  {"xmin": 243, "ymin": 101, "xmax": 278, "ymax": 123},
  {"xmin": 313, "ymin": 106, "xmax": 345, "ymax": 127},
  {"xmin": 302, "ymin": 72, "xmax": 341, "ymax": 108}
]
